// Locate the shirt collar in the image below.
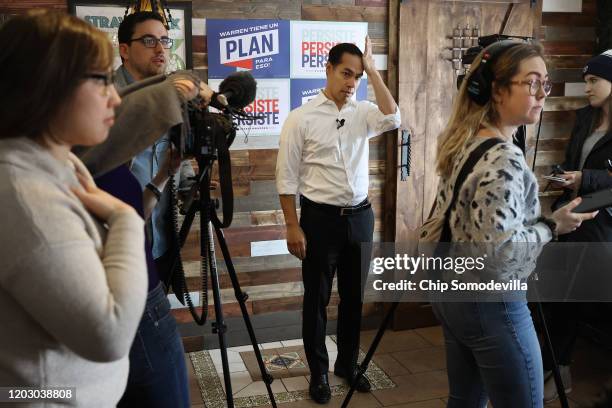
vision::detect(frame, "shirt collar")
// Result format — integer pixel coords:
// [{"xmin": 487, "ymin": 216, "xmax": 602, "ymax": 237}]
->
[
  {"xmin": 116, "ymin": 65, "xmax": 136, "ymax": 86},
  {"xmin": 312, "ymin": 91, "xmax": 329, "ymax": 107},
  {"xmin": 313, "ymin": 91, "xmax": 358, "ymax": 110}
]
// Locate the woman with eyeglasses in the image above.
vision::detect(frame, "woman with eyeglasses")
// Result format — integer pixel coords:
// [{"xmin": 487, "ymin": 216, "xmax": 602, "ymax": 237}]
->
[
  {"xmin": 423, "ymin": 41, "xmax": 597, "ymax": 407},
  {"xmin": 0, "ymin": 11, "xmax": 147, "ymax": 407},
  {"xmin": 540, "ymin": 50, "xmax": 612, "ymax": 403}
]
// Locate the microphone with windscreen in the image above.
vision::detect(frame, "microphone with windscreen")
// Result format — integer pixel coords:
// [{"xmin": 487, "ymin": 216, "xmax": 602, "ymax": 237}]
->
[{"xmin": 210, "ymin": 71, "xmax": 257, "ymax": 110}]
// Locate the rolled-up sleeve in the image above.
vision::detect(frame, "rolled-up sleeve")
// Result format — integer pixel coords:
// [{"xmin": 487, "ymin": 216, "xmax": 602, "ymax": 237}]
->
[
  {"xmin": 363, "ymin": 102, "xmax": 401, "ymax": 138},
  {"xmin": 276, "ymin": 111, "xmax": 304, "ymax": 195}
]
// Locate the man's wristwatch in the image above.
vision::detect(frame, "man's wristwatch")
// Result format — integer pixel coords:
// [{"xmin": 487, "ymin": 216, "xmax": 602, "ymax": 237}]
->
[
  {"xmin": 538, "ymin": 217, "xmax": 558, "ymax": 241},
  {"xmin": 146, "ymin": 182, "xmax": 162, "ymax": 200}
]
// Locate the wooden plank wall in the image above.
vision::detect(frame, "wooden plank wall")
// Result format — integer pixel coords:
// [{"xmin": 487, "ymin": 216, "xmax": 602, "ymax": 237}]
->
[
  {"xmin": 0, "ymin": 0, "xmax": 391, "ymax": 325},
  {"xmin": 537, "ymin": 0, "xmax": 595, "ymax": 214}
]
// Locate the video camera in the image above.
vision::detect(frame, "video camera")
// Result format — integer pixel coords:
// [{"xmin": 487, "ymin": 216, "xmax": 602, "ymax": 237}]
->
[
  {"xmin": 172, "ymin": 71, "xmax": 257, "ymax": 161},
  {"xmin": 169, "ymin": 71, "xmax": 259, "ymax": 227}
]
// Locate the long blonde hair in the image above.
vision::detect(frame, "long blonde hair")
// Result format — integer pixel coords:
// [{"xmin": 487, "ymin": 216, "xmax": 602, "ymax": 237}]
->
[{"xmin": 436, "ymin": 42, "xmax": 545, "ymax": 178}]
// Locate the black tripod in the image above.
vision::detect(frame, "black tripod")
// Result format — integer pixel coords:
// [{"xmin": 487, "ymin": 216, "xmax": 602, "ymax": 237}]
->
[{"xmin": 171, "ymin": 153, "xmax": 278, "ymax": 408}]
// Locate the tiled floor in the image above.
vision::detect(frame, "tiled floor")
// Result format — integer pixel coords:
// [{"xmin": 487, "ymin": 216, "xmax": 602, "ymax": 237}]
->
[{"xmin": 188, "ymin": 326, "xmax": 612, "ymax": 407}]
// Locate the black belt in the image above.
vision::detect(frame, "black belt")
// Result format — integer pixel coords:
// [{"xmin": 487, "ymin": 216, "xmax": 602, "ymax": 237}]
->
[{"xmin": 300, "ymin": 195, "xmax": 371, "ymax": 216}]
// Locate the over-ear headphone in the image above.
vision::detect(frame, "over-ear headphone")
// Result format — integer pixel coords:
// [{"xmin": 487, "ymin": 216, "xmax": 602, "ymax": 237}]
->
[{"xmin": 466, "ymin": 40, "xmax": 522, "ymax": 105}]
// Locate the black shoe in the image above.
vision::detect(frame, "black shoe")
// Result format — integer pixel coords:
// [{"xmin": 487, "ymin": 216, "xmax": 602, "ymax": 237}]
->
[
  {"xmin": 309, "ymin": 374, "xmax": 331, "ymax": 404},
  {"xmin": 334, "ymin": 366, "xmax": 371, "ymax": 393}
]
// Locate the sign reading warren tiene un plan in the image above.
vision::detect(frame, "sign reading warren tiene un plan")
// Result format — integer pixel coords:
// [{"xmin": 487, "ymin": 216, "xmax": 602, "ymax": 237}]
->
[{"xmin": 206, "ymin": 19, "xmax": 290, "ymax": 79}]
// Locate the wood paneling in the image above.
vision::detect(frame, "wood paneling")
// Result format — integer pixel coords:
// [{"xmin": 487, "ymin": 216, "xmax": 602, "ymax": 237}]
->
[
  {"xmin": 542, "ymin": 13, "xmax": 595, "ymax": 27},
  {"xmin": 383, "ymin": 0, "xmax": 399, "ymax": 243},
  {"xmin": 189, "ymin": 0, "xmax": 302, "ymax": 20},
  {"xmin": 535, "ymin": 1, "xmax": 594, "ymax": 209},
  {"xmin": 301, "ymin": 4, "xmax": 387, "ymax": 23},
  {"xmin": 545, "ymin": 96, "xmax": 589, "ymax": 112},
  {"xmin": 0, "ymin": 0, "xmax": 65, "ymax": 12},
  {"xmin": 541, "ymin": 40, "xmax": 595, "ymax": 55}
]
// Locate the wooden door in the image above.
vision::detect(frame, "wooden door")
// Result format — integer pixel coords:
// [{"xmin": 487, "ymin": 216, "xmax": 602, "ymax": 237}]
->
[{"xmin": 393, "ymin": 0, "xmax": 542, "ymax": 329}]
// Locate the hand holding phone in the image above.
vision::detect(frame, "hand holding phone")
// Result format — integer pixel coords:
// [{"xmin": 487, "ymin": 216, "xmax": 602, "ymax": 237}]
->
[{"xmin": 543, "ymin": 174, "xmax": 567, "ymax": 183}]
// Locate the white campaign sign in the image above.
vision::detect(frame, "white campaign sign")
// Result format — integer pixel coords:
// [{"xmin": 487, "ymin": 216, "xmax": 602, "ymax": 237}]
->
[{"xmin": 290, "ymin": 21, "xmax": 367, "ymax": 79}]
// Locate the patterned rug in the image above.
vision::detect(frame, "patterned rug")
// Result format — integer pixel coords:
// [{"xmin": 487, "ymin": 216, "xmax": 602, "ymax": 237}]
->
[{"xmin": 189, "ymin": 337, "xmax": 396, "ymax": 407}]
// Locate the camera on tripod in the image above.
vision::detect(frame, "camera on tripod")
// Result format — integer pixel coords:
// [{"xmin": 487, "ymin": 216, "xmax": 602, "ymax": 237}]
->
[
  {"xmin": 166, "ymin": 71, "xmax": 278, "ymax": 408},
  {"xmin": 171, "ymin": 71, "xmax": 257, "ymax": 163},
  {"xmin": 168, "ymin": 70, "xmax": 260, "ymax": 230},
  {"xmin": 167, "ymin": 71, "xmax": 260, "ymax": 301}
]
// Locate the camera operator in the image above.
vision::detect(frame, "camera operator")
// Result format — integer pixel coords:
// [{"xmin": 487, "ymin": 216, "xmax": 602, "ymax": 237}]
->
[
  {"xmin": 0, "ymin": 11, "xmax": 146, "ymax": 407},
  {"xmin": 541, "ymin": 50, "xmax": 612, "ymax": 402},
  {"xmin": 116, "ymin": 11, "xmax": 195, "ymax": 296}
]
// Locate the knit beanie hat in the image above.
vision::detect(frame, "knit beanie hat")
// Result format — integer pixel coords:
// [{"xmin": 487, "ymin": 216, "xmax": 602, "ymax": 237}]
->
[{"xmin": 583, "ymin": 49, "xmax": 612, "ymax": 82}]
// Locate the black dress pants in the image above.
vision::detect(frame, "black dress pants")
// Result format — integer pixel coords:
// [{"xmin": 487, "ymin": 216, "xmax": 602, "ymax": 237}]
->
[{"xmin": 299, "ymin": 197, "xmax": 374, "ymax": 376}]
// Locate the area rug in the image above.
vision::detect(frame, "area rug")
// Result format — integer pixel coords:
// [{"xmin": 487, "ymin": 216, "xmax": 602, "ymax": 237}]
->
[{"xmin": 189, "ymin": 337, "xmax": 396, "ymax": 407}]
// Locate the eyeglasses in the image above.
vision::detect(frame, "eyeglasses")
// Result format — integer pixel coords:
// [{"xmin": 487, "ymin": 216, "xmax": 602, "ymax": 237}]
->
[
  {"xmin": 127, "ymin": 35, "xmax": 173, "ymax": 49},
  {"xmin": 509, "ymin": 79, "xmax": 552, "ymax": 96},
  {"xmin": 84, "ymin": 72, "xmax": 116, "ymax": 95}
]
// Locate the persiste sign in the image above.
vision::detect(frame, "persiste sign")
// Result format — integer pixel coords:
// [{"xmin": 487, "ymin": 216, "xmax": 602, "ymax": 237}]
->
[
  {"xmin": 290, "ymin": 21, "xmax": 367, "ymax": 79},
  {"xmin": 207, "ymin": 19, "xmax": 290, "ymax": 79},
  {"xmin": 208, "ymin": 78, "xmax": 290, "ymax": 149}
]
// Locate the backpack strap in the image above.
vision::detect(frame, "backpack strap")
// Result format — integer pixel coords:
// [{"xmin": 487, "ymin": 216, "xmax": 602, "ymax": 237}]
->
[{"xmin": 440, "ymin": 137, "xmax": 504, "ymax": 242}]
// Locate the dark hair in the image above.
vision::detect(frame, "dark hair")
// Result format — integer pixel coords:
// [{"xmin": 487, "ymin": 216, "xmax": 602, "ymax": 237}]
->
[
  {"xmin": 0, "ymin": 10, "xmax": 113, "ymax": 140},
  {"xmin": 118, "ymin": 11, "xmax": 166, "ymax": 44},
  {"xmin": 328, "ymin": 43, "xmax": 363, "ymax": 66}
]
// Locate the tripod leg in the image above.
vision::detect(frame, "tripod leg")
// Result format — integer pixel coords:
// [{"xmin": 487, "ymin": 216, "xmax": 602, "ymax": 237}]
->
[
  {"xmin": 204, "ymin": 220, "xmax": 235, "ymax": 407},
  {"xmin": 341, "ymin": 302, "xmax": 399, "ymax": 408},
  {"xmin": 536, "ymin": 302, "xmax": 570, "ymax": 408},
  {"xmin": 213, "ymin": 219, "xmax": 278, "ymax": 408}
]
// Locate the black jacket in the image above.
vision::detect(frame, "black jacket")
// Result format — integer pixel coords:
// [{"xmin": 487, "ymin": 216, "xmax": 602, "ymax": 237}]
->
[{"xmin": 552, "ymin": 105, "xmax": 612, "ymax": 242}]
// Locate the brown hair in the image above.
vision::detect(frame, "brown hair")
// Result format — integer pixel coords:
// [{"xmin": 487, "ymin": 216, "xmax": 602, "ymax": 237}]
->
[
  {"xmin": 436, "ymin": 42, "xmax": 545, "ymax": 177},
  {"xmin": 0, "ymin": 10, "xmax": 113, "ymax": 140},
  {"xmin": 588, "ymin": 85, "xmax": 612, "ymax": 134}
]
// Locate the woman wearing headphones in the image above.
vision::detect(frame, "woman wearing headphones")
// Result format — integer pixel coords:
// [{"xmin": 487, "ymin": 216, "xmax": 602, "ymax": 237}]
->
[
  {"xmin": 542, "ymin": 50, "xmax": 612, "ymax": 402},
  {"xmin": 424, "ymin": 41, "xmax": 597, "ymax": 407}
]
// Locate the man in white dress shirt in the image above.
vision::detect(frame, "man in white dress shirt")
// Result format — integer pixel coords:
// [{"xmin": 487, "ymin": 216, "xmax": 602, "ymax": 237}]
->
[{"xmin": 276, "ymin": 37, "xmax": 401, "ymax": 404}]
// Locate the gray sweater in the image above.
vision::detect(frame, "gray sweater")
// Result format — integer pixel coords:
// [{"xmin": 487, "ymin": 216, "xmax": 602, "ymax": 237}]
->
[
  {"xmin": 0, "ymin": 137, "xmax": 147, "ymax": 407},
  {"xmin": 426, "ymin": 137, "xmax": 553, "ymax": 281}
]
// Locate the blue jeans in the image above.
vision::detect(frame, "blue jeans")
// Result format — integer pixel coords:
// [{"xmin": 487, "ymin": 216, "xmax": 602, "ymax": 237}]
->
[
  {"xmin": 118, "ymin": 283, "xmax": 189, "ymax": 408},
  {"xmin": 433, "ymin": 301, "xmax": 543, "ymax": 408}
]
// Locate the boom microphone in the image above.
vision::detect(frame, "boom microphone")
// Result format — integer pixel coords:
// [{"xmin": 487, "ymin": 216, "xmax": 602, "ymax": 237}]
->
[{"xmin": 210, "ymin": 71, "xmax": 257, "ymax": 110}]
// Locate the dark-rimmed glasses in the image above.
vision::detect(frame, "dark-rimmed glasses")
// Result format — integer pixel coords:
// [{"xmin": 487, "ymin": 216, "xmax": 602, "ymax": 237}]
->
[
  {"xmin": 127, "ymin": 35, "xmax": 173, "ymax": 49},
  {"xmin": 84, "ymin": 72, "xmax": 116, "ymax": 95}
]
